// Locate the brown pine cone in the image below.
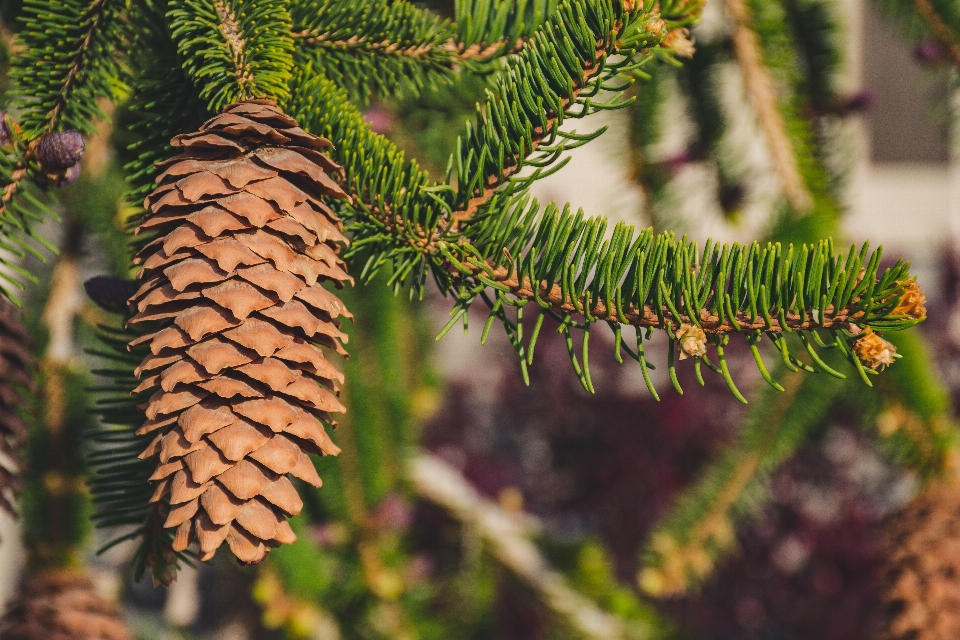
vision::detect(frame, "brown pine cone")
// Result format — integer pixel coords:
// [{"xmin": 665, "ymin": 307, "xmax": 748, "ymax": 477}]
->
[
  {"xmin": 0, "ymin": 569, "xmax": 131, "ymax": 640},
  {"xmin": 876, "ymin": 480, "xmax": 960, "ymax": 640},
  {"xmin": 0, "ymin": 299, "xmax": 31, "ymax": 520},
  {"xmin": 128, "ymin": 99, "xmax": 351, "ymax": 565},
  {"xmin": 34, "ymin": 131, "xmax": 85, "ymax": 171}
]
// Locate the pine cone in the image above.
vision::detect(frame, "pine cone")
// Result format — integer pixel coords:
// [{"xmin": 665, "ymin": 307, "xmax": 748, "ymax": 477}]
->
[
  {"xmin": 0, "ymin": 299, "xmax": 31, "ymax": 519},
  {"xmin": 876, "ymin": 480, "xmax": 960, "ymax": 640},
  {"xmin": 0, "ymin": 569, "xmax": 131, "ymax": 640},
  {"xmin": 128, "ymin": 99, "xmax": 351, "ymax": 565},
  {"xmin": 35, "ymin": 131, "xmax": 85, "ymax": 171}
]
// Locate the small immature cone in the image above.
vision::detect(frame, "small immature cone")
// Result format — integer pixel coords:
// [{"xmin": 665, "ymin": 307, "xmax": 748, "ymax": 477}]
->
[
  {"xmin": 129, "ymin": 99, "xmax": 351, "ymax": 565},
  {"xmin": 676, "ymin": 323, "xmax": 707, "ymax": 360},
  {"xmin": 35, "ymin": 131, "xmax": 85, "ymax": 171},
  {"xmin": 876, "ymin": 480, "xmax": 960, "ymax": 640},
  {"xmin": 0, "ymin": 299, "xmax": 32, "ymax": 519},
  {"xmin": 854, "ymin": 327, "xmax": 896, "ymax": 371},
  {"xmin": 0, "ymin": 569, "xmax": 132, "ymax": 640},
  {"xmin": 892, "ymin": 280, "xmax": 926, "ymax": 319}
]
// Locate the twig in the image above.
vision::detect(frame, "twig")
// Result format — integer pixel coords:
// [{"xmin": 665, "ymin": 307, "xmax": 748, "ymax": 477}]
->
[
  {"xmin": 409, "ymin": 453, "xmax": 650, "ymax": 640},
  {"xmin": 912, "ymin": 0, "xmax": 960, "ymax": 68},
  {"xmin": 361, "ymin": 40, "xmax": 610, "ymax": 249},
  {"xmin": 292, "ymin": 28, "xmax": 525, "ymax": 64},
  {"xmin": 451, "ymin": 260, "xmax": 886, "ymax": 335},
  {"xmin": 723, "ymin": 0, "xmax": 813, "ymax": 214}
]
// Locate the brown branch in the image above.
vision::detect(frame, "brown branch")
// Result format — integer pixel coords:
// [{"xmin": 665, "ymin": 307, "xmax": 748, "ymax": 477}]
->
[
  {"xmin": 912, "ymin": 0, "xmax": 960, "ymax": 67},
  {"xmin": 292, "ymin": 28, "xmax": 525, "ymax": 64},
  {"xmin": 723, "ymin": 0, "xmax": 813, "ymax": 214},
  {"xmin": 452, "ymin": 37, "xmax": 526, "ymax": 60},
  {"xmin": 293, "ymin": 29, "xmax": 440, "ymax": 58},
  {"xmin": 455, "ymin": 260, "xmax": 876, "ymax": 334}
]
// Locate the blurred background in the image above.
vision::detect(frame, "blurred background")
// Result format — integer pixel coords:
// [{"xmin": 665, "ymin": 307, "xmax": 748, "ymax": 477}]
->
[{"xmin": 0, "ymin": 0, "xmax": 959, "ymax": 639}]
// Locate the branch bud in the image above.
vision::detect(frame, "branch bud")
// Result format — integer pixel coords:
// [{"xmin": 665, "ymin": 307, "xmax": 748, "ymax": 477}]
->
[
  {"xmin": 893, "ymin": 280, "xmax": 927, "ymax": 319},
  {"xmin": 853, "ymin": 327, "xmax": 897, "ymax": 371},
  {"xmin": 676, "ymin": 323, "xmax": 707, "ymax": 360}
]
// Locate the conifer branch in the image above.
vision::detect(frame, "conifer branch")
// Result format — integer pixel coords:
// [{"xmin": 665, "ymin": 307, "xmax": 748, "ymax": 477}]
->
[
  {"xmin": 289, "ymin": 0, "xmax": 560, "ymax": 104},
  {"xmin": 447, "ymin": 255, "xmax": 906, "ymax": 334},
  {"xmin": 290, "ymin": 0, "xmax": 457, "ymax": 104},
  {"xmin": 0, "ymin": 166, "xmax": 27, "ymax": 215},
  {"xmin": 87, "ymin": 307, "xmax": 186, "ymax": 587},
  {"xmin": 213, "ymin": 0, "xmax": 254, "ymax": 98},
  {"xmin": 0, "ymin": 148, "xmax": 56, "ymax": 301},
  {"xmin": 454, "ymin": 0, "xmax": 559, "ymax": 57},
  {"xmin": 0, "ymin": 0, "xmax": 128, "ymax": 301},
  {"xmin": 13, "ymin": 0, "xmax": 129, "ymax": 137},
  {"xmin": 724, "ymin": 0, "xmax": 813, "ymax": 213},
  {"xmin": 42, "ymin": 0, "xmax": 111, "ymax": 132},
  {"xmin": 169, "ymin": 0, "xmax": 293, "ymax": 111},
  {"xmin": 123, "ymin": 0, "xmax": 205, "ymax": 219},
  {"xmin": 294, "ymin": 30, "xmax": 443, "ymax": 59},
  {"xmin": 290, "ymin": 0, "xmax": 924, "ymax": 398}
]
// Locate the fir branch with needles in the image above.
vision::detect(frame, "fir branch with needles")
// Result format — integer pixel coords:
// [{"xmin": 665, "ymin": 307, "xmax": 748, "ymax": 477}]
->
[
  {"xmin": 122, "ymin": 0, "xmax": 206, "ymax": 225},
  {"xmin": 0, "ymin": 132, "xmax": 58, "ymax": 302},
  {"xmin": 169, "ymin": 0, "xmax": 294, "ymax": 111},
  {"xmin": 291, "ymin": 0, "xmax": 924, "ymax": 400},
  {"xmin": 12, "ymin": 0, "xmax": 129, "ymax": 138},
  {"xmin": 0, "ymin": 0, "xmax": 129, "ymax": 301},
  {"xmin": 291, "ymin": 0, "xmax": 459, "ymax": 105},
  {"xmin": 454, "ymin": 0, "xmax": 560, "ymax": 60},
  {"xmin": 2, "ymin": 0, "xmax": 922, "ymax": 586}
]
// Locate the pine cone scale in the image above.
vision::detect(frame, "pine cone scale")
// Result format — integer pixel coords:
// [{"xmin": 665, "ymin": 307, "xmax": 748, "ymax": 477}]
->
[{"xmin": 130, "ymin": 100, "xmax": 350, "ymax": 564}]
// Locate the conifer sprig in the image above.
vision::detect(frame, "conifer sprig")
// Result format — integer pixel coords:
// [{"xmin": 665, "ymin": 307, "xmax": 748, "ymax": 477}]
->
[
  {"xmin": 292, "ymin": 0, "xmax": 663, "ymax": 287},
  {"xmin": 12, "ymin": 0, "xmax": 129, "ymax": 138},
  {"xmin": 123, "ymin": 0, "xmax": 205, "ymax": 225},
  {"xmin": 291, "ymin": 0, "xmax": 458, "ymax": 105},
  {"xmin": 0, "ymin": 137, "xmax": 58, "ymax": 301},
  {"xmin": 0, "ymin": 0, "xmax": 129, "ymax": 301},
  {"xmin": 454, "ymin": 0, "xmax": 560, "ymax": 59},
  {"xmin": 169, "ymin": 0, "xmax": 294, "ymax": 111}
]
